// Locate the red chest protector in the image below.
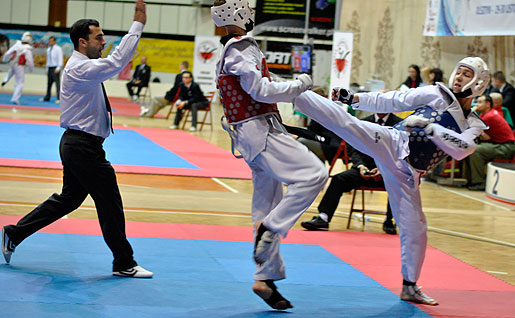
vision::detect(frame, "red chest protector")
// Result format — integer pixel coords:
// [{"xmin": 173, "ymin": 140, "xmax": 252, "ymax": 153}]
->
[
  {"xmin": 18, "ymin": 53, "xmax": 26, "ymax": 66},
  {"xmin": 218, "ymin": 53, "xmax": 280, "ymax": 124}
]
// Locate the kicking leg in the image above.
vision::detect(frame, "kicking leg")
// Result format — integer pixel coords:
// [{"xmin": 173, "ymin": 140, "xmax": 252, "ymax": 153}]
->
[{"xmin": 294, "ymin": 91, "xmax": 410, "ymax": 162}]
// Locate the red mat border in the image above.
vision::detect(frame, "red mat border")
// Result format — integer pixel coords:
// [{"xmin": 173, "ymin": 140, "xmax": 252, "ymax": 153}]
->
[{"xmin": 0, "ymin": 118, "xmax": 251, "ymax": 179}]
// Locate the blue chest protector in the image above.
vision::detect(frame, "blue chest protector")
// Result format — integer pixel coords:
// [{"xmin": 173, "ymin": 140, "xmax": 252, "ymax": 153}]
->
[{"xmin": 394, "ymin": 106, "xmax": 462, "ymax": 171}]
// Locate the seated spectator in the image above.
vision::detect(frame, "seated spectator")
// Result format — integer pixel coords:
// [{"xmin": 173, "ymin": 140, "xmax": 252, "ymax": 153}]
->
[
  {"xmin": 298, "ymin": 119, "xmax": 343, "ymax": 164},
  {"xmin": 399, "ymin": 64, "xmax": 422, "ymax": 90},
  {"xmin": 141, "ymin": 61, "xmax": 189, "ymax": 117},
  {"xmin": 420, "ymin": 66, "xmax": 431, "ymax": 86},
  {"xmin": 483, "ymin": 72, "xmax": 495, "ymax": 96},
  {"xmin": 169, "ymin": 71, "xmax": 208, "ymax": 132},
  {"xmin": 467, "ymin": 95, "xmax": 515, "ymax": 191},
  {"xmin": 429, "ymin": 68, "xmax": 444, "ymax": 85},
  {"xmin": 490, "ymin": 92, "xmax": 514, "ymax": 129},
  {"xmin": 491, "ymin": 71, "xmax": 515, "ymax": 120},
  {"xmin": 126, "ymin": 56, "xmax": 150, "ymax": 100},
  {"xmin": 301, "ymin": 112, "xmax": 402, "ymax": 234}
]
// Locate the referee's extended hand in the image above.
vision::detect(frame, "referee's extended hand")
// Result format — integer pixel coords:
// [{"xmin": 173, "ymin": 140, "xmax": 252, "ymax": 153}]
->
[{"xmin": 134, "ymin": 0, "xmax": 146, "ymax": 25}]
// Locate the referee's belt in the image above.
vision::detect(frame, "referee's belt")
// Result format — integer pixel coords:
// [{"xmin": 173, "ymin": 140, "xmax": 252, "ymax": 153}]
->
[{"xmin": 65, "ymin": 129, "xmax": 105, "ymax": 144}]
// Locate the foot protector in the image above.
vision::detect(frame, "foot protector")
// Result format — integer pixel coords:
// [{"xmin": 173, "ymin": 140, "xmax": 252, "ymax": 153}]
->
[
  {"xmin": 253, "ymin": 280, "xmax": 293, "ymax": 310},
  {"xmin": 253, "ymin": 222, "xmax": 277, "ymax": 265}
]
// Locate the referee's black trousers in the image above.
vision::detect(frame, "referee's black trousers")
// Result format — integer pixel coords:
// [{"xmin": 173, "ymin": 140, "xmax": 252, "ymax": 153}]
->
[
  {"xmin": 44, "ymin": 67, "xmax": 60, "ymax": 100},
  {"xmin": 4, "ymin": 130, "xmax": 137, "ymax": 271}
]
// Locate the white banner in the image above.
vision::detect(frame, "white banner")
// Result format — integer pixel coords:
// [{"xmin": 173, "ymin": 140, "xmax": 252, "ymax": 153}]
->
[
  {"xmin": 330, "ymin": 31, "xmax": 353, "ymax": 94},
  {"xmin": 424, "ymin": 0, "xmax": 515, "ymax": 36},
  {"xmin": 193, "ymin": 35, "xmax": 221, "ymax": 93}
]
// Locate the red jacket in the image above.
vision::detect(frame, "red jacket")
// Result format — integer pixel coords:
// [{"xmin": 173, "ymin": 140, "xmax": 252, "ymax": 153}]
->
[{"xmin": 480, "ymin": 109, "xmax": 515, "ymax": 143}]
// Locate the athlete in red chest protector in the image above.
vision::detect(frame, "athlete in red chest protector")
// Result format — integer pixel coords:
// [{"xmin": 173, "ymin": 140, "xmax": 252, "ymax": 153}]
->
[
  {"xmin": 212, "ymin": 0, "xmax": 328, "ymax": 310},
  {"xmin": 1, "ymin": 32, "xmax": 34, "ymax": 105}
]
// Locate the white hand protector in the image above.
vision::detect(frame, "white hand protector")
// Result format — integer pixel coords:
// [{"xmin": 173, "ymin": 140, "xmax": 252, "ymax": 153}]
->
[
  {"xmin": 404, "ymin": 115, "xmax": 434, "ymax": 135},
  {"xmin": 296, "ymin": 74, "xmax": 313, "ymax": 92},
  {"xmin": 403, "ymin": 115, "xmax": 430, "ymax": 128}
]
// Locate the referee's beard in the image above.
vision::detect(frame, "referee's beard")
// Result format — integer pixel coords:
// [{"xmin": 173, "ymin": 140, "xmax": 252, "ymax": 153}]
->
[{"xmin": 85, "ymin": 44, "xmax": 103, "ymax": 59}]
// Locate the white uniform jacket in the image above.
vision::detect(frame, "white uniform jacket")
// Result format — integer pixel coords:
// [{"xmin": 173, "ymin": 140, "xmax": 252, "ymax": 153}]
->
[
  {"xmin": 2, "ymin": 41, "xmax": 34, "ymax": 72},
  {"xmin": 356, "ymin": 82, "xmax": 487, "ymax": 161},
  {"xmin": 216, "ymin": 35, "xmax": 305, "ymax": 161}
]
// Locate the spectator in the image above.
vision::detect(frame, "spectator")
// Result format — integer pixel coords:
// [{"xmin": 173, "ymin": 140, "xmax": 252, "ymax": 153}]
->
[
  {"xmin": 301, "ymin": 113, "xmax": 402, "ymax": 234},
  {"xmin": 126, "ymin": 56, "xmax": 150, "ymax": 100},
  {"xmin": 490, "ymin": 92, "xmax": 514, "ymax": 129},
  {"xmin": 467, "ymin": 94, "xmax": 515, "ymax": 190},
  {"xmin": 169, "ymin": 71, "xmax": 208, "ymax": 132},
  {"xmin": 40, "ymin": 36, "xmax": 64, "ymax": 103},
  {"xmin": 420, "ymin": 66, "xmax": 431, "ymax": 86},
  {"xmin": 429, "ymin": 68, "xmax": 444, "ymax": 85},
  {"xmin": 141, "ymin": 60, "xmax": 189, "ymax": 117},
  {"xmin": 399, "ymin": 64, "xmax": 422, "ymax": 90},
  {"xmin": 1, "ymin": 32, "xmax": 34, "ymax": 105},
  {"xmin": 0, "ymin": 34, "xmax": 9, "ymax": 59},
  {"xmin": 491, "ymin": 71, "xmax": 515, "ymax": 120}
]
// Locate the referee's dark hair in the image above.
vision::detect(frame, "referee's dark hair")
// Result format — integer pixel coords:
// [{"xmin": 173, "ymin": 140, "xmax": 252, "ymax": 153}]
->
[{"xmin": 70, "ymin": 19, "xmax": 100, "ymax": 49}]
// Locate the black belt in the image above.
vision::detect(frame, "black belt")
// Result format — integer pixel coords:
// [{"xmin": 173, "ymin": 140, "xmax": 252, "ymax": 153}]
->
[{"xmin": 66, "ymin": 129, "xmax": 104, "ymax": 144}]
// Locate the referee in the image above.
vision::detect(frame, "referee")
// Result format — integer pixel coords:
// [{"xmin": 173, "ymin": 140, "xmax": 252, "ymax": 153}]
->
[{"xmin": 2, "ymin": 0, "xmax": 152, "ymax": 278}]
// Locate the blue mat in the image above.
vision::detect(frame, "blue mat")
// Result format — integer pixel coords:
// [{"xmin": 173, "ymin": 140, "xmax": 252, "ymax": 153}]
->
[
  {"xmin": 0, "ymin": 121, "xmax": 198, "ymax": 169},
  {"xmin": 0, "ymin": 233, "xmax": 432, "ymax": 317},
  {"xmin": 0, "ymin": 92, "xmax": 60, "ymax": 108}
]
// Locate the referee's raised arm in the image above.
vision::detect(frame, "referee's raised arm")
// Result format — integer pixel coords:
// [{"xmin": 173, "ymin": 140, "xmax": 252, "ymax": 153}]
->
[{"xmin": 134, "ymin": 0, "xmax": 147, "ymax": 25}]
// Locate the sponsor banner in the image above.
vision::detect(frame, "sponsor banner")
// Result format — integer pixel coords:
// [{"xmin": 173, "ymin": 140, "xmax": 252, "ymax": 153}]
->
[
  {"xmin": 254, "ymin": 0, "xmax": 336, "ymax": 39},
  {"xmin": 136, "ymin": 38, "xmax": 194, "ymax": 74},
  {"xmin": 329, "ymin": 31, "xmax": 353, "ymax": 93},
  {"xmin": 424, "ymin": 0, "xmax": 515, "ymax": 36},
  {"xmin": 261, "ymin": 41, "xmax": 293, "ymax": 76},
  {"xmin": 193, "ymin": 35, "xmax": 221, "ymax": 92},
  {"xmin": 0, "ymin": 29, "xmax": 121, "ymax": 68}
]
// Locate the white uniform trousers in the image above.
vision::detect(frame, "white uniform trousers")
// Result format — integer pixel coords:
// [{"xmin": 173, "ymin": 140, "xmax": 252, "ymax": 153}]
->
[
  {"xmin": 4, "ymin": 64, "xmax": 26, "ymax": 103},
  {"xmin": 233, "ymin": 115, "xmax": 327, "ymax": 281},
  {"xmin": 295, "ymin": 91, "xmax": 427, "ymax": 282}
]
